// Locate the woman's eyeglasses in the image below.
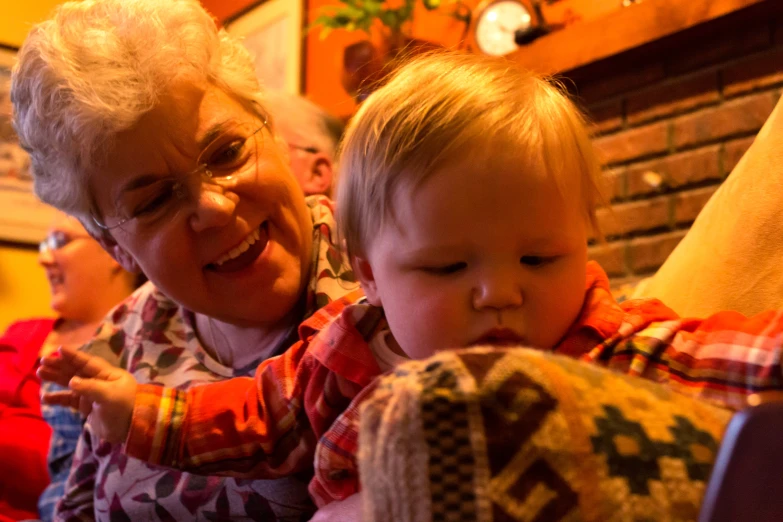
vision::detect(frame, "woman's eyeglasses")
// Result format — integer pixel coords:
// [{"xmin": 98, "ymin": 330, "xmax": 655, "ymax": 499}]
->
[
  {"xmin": 92, "ymin": 118, "xmax": 268, "ymax": 231},
  {"xmin": 39, "ymin": 231, "xmax": 91, "ymax": 254}
]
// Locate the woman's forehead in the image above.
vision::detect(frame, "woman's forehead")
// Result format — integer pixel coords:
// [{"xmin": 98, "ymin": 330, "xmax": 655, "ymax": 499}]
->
[
  {"xmin": 49, "ymin": 212, "xmax": 86, "ymax": 235},
  {"xmin": 99, "ymin": 84, "xmax": 256, "ymax": 185},
  {"xmin": 126, "ymin": 83, "xmax": 253, "ymax": 142}
]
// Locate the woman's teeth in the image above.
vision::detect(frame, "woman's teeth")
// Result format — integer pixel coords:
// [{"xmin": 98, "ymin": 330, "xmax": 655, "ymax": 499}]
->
[{"xmin": 214, "ymin": 228, "xmax": 262, "ymax": 266}]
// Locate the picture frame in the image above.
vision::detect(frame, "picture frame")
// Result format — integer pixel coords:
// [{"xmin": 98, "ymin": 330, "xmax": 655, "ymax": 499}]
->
[
  {"xmin": 225, "ymin": 0, "xmax": 305, "ymax": 95},
  {"xmin": 0, "ymin": 45, "xmax": 56, "ymax": 245}
]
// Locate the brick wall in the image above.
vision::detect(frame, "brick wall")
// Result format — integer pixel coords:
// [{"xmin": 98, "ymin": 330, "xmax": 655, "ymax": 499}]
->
[{"xmin": 574, "ymin": 10, "xmax": 783, "ymax": 290}]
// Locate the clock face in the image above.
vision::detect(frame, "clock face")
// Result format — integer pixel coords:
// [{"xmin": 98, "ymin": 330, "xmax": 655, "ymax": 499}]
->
[{"xmin": 474, "ymin": 0, "xmax": 533, "ymax": 56}]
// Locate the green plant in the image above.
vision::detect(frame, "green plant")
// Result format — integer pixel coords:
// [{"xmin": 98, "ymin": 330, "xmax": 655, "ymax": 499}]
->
[{"xmin": 311, "ymin": 0, "xmax": 469, "ymax": 40}]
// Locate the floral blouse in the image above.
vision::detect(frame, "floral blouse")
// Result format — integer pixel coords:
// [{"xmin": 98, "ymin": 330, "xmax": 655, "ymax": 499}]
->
[{"xmin": 56, "ymin": 197, "xmax": 358, "ymax": 522}]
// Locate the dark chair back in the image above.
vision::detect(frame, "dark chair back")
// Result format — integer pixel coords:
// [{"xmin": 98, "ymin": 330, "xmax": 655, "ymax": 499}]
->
[{"xmin": 699, "ymin": 401, "xmax": 783, "ymax": 522}]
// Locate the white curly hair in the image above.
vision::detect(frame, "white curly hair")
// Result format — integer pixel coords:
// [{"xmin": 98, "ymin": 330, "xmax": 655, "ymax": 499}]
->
[{"xmin": 11, "ymin": 0, "xmax": 266, "ymax": 235}]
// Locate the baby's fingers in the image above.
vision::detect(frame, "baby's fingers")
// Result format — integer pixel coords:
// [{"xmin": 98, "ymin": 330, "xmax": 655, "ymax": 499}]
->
[
  {"xmin": 42, "ymin": 389, "xmax": 81, "ymax": 410},
  {"xmin": 38, "ymin": 346, "xmax": 121, "ymax": 386},
  {"xmin": 37, "ymin": 355, "xmax": 75, "ymax": 387},
  {"xmin": 58, "ymin": 346, "xmax": 117, "ymax": 380},
  {"xmin": 69, "ymin": 375, "xmax": 116, "ymax": 405}
]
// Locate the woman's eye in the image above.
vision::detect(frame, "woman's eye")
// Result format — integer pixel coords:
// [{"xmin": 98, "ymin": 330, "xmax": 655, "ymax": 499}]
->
[
  {"xmin": 51, "ymin": 231, "xmax": 70, "ymax": 249},
  {"xmin": 520, "ymin": 256, "xmax": 553, "ymax": 267},
  {"xmin": 422, "ymin": 262, "xmax": 467, "ymax": 276},
  {"xmin": 133, "ymin": 188, "xmax": 175, "ymax": 217},
  {"xmin": 208, "ymin": 140, "xmax": 245, "ymax": 168}
]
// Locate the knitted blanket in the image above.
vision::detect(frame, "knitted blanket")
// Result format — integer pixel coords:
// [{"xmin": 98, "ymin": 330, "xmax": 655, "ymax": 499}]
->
[{"xmin": 358, "ymin": 347, "xmax": 731, "ymax": 522}]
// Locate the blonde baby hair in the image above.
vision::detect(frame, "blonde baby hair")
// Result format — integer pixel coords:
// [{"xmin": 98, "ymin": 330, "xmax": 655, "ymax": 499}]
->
[{"xmin": 336, "ymin": 51, "xmax": 604, "ymax": 260}]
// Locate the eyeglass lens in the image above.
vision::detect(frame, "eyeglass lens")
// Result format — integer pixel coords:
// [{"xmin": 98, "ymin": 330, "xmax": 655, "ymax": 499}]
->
[
  {"xmin": 101, "ymin": 120, "xmax": 265, "ymax": 230},
  {"xmin": 39, "ymin": 231, "xmax": 70, "ymax": 253}
]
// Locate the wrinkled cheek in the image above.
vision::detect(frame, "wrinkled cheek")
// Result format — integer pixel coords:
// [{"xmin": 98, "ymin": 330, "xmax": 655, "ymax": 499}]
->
[
  {"xmin": 153, "ymin": 264, "xmax": 198, "ymax": 302},
  {"xmin": 128, "ymin": 238, "xmax": 183, "ymax": 291}
]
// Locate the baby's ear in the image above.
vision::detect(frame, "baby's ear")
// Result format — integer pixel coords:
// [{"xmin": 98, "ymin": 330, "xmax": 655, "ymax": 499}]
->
[{"xmin": 352, "ymin": 256, "xmax": 381, "ymax": 307}]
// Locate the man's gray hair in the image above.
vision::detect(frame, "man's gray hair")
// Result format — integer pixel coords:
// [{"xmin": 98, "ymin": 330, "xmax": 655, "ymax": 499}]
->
[{"xmin": 264, "ymin": 90, "xmax": 344, "ymax": 161}]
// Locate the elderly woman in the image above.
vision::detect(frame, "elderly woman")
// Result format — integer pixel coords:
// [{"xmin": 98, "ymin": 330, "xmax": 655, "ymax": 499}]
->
[{"xmin": 12, "ymin": 0, "xmax": 357, "ymax": 519}]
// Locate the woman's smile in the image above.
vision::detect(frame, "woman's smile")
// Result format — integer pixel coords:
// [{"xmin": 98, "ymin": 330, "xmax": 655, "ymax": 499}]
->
[{"xmin": 207, "ymin": 221, "xmax": 269, "ymax": 272}]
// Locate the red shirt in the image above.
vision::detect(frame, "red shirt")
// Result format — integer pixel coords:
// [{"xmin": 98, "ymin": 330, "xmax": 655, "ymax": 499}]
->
[{"xmin": 0, "ymin": 318, "xmax": 54, "ymax": 521}]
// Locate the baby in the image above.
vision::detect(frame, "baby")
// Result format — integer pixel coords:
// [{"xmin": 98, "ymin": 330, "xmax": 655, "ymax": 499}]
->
[{"xmin": 40, "ymin": 51, "xmax": 783, "ymax": 508}]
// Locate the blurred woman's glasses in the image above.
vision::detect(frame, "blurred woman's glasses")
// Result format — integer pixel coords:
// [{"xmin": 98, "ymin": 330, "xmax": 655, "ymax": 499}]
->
[
  {"xmin": 39, "ymin": 231, "xmax": 90, "ymax": 255},
  {"xmin": 92, "ymin": 119, "xmax": 268, "ymax": 231}
]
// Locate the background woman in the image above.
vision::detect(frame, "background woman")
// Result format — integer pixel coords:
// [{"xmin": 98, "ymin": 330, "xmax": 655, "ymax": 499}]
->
[{"xmin": 0, "ymin": 211, "xmax": 140, "ymax": 521}]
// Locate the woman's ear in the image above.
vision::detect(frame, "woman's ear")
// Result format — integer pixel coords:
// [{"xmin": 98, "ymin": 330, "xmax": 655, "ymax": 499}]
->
[
  {"xmin": 86, "ymin": 227, "xmax": 142, "ymax": 275},
  {"xmin": 352, "ymin": 256, "xmax": 381, "ymax": 307},
  {"xmin": 107, "ymin": 243, "xmax": 141, "ymax": 275}
]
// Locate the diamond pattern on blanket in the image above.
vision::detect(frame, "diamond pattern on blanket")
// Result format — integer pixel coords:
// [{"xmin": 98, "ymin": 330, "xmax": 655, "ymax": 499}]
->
[
  {"xmin": 359, "ymin": 348, "xmax": 732, "ymax": 522},
  {"xmin": 421, "ymin": 367, "xmax": 478, "ymax": 521}
]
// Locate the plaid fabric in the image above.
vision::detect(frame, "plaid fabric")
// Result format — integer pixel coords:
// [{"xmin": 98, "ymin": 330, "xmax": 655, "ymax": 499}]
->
[
  {"xmin": 123, "ymin": 261, "xmax": 783, "ymax": 507},
  {"xmin": 126, "ymin": 289, "xmax": 381, "ymax": 477},
  {"xmin": 359, "ymin": 348, "xmax": 733, "ymax": 522},
  {"xmin": 37, "ymin": 381, "xmax": 84, "ymax": 522}
]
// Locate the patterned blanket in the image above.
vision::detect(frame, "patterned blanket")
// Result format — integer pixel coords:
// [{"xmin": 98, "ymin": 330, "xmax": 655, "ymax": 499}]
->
[{"xmin": 358, "ymin": 347, "xmax": 731, "ymax": 522}]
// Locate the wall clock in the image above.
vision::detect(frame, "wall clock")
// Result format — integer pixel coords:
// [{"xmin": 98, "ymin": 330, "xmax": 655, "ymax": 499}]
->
[{"xmin": 472, "ymin": 0, "xmax": 549, "ymax": 56}]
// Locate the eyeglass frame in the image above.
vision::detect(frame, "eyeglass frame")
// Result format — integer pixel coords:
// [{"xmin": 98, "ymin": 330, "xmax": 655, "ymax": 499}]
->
[
  {"xmin": 39, "ymin": 231, "xmax": 91, "ymax": 255},
  {"xmin": 90, "ymin": 116, "xmax": 269, "ymax": 232}
]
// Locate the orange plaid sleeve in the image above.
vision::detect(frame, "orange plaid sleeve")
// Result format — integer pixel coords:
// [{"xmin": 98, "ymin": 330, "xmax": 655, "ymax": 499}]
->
[
  {"xmin": 123, "ymin": 290, "xmax": 383, "ymax": 478},
  {"xmin": 307, "ymin": 381, "xmax": 379, "ymax": 507},
  {"xmin": 585, "ymin": 308, "xmax": 783, "ymax": 410},
  {"xmin": 567, "ymin": 263, "xmax": 783, "ymax": 411}
]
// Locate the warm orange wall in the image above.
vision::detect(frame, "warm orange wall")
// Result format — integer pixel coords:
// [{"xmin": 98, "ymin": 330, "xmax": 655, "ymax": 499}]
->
[
  {"xmin": 201, "ymin": 0, "xmax": 623, "ymax": 121},
  {"xmin": 202, "ymin": 0, "xmax": 258, "ymax": 24},
  {"xmin": 201, "ymin": 0, "xmax": 485, "ymax": 118},
  {"xmin": 0, "ymin": 244, "xmax": 54, "ymax": 334},
  {"xmin": 0, "ymin": 0, "xmax": 65, "ymax": 47},
  {"xmin": 0, "ymin": 1, "xmax": 65, "ymax": 332},
  {"xmin": 200, "ymin": 0, "xmax": 365, "ymax": 118}
]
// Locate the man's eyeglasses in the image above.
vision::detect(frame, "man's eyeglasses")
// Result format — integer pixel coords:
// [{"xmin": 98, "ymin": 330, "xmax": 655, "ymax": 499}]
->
[
  {"xmin": 92, "ymin": 119, "xmax": 268, "ymax": 231},
  {"xmin": 289, "ymin": 143, "xmax": 319, "ymax": 155},
  {"xmin": 39, "ymin": 231, "xmax": 90, "ymax": 255}
]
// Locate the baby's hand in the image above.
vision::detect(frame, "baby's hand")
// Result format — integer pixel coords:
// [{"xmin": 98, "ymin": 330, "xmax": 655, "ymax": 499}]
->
[{"xmin": 38, "ymin": 346, "xmax": 137, "ymax": 444}]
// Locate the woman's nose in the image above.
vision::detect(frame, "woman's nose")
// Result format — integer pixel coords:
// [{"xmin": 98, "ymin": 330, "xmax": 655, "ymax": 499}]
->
[
  {"xmin": 188, "ymin": 184, "xmax": 240, "ymax": 233},
  {"xmin": 38, "ymin": 245, "xmax": 55, "ymax": 267},
  {"xmin": 472, "ymin": 271, "xmax": 524, "ymax": 311}
]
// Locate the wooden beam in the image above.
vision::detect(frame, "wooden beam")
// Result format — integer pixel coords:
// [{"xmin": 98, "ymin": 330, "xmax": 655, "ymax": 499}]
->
[{"xmin": 510, "ymin": 0, "xmax": 778, "ymax": 75}]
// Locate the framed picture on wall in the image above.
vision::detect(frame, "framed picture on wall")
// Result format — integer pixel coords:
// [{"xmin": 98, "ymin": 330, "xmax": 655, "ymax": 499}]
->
[
  {"xmin": 225, "ymin": 0, "xmax": 304, "ymax": 95},
  {"xmin": 0, "ymin": 45, "xmax": 57, "ymax": 245}
]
